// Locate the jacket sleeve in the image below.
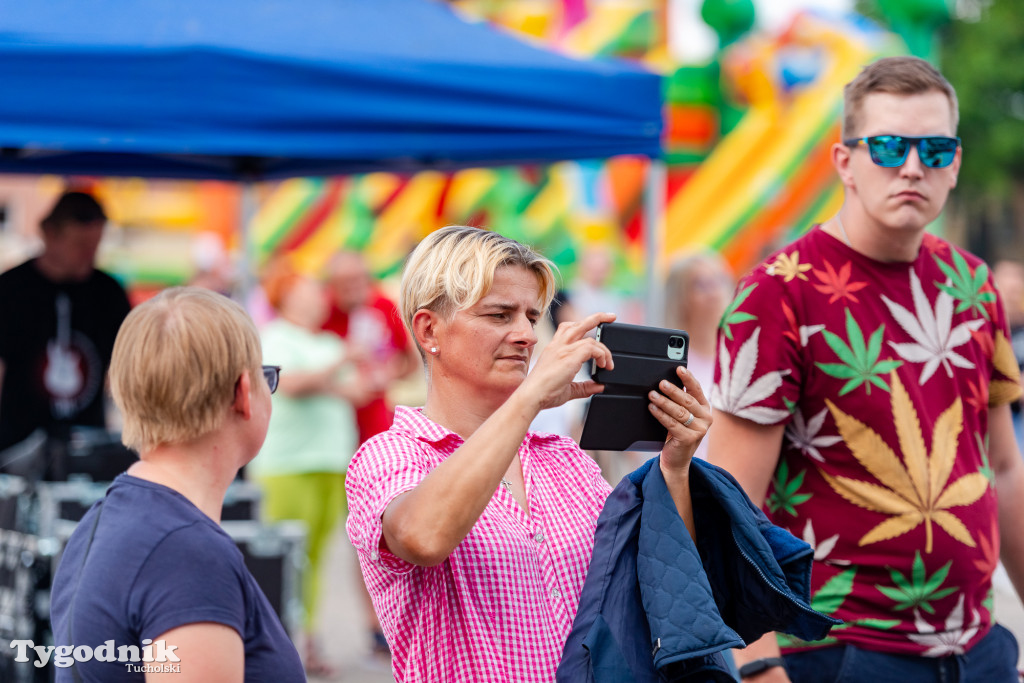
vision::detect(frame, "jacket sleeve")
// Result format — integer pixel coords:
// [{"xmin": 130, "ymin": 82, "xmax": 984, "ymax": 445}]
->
[{"xmin": 689, "ymin": 458, "xmax": 841, "ymax": 644}]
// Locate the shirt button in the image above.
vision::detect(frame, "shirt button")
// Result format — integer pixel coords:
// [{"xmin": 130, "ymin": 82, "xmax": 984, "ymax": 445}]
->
[
  {"xmin": 533, "ymin": 532, "xmax": 545, "ymax": 543},
  {"xmin": 370, "ymin": 550, "xmax": 379, "ymax": 561},
  {"xmin": 551, "ymin": 588, "xmax": 561, "ymax": 599}
]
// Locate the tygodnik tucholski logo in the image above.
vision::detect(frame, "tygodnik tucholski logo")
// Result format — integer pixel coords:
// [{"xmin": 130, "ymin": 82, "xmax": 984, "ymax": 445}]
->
[{"xmin": 10, "ymin": 639, "xmax": 180, "ymax": 672}]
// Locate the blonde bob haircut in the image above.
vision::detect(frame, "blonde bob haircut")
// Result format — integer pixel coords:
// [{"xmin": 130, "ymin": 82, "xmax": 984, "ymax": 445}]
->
[
  {"xmin": 400, "ymin": 226, "xmax": 557, "ymax": 352},
  {"xmin": 110, "ymin": 287, "xmax": 263, "ymax": 452}
]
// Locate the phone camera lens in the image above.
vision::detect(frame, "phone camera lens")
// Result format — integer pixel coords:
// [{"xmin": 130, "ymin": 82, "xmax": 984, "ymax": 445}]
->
[{"xmin": 669, "ymin": 336, "xmax": 683, "ymax": 348}]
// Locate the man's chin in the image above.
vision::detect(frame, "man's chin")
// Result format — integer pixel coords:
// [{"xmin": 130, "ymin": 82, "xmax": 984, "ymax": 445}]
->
[{"xmin": 885, "ymin": 209, "xmax": 936, "ymax": 234}]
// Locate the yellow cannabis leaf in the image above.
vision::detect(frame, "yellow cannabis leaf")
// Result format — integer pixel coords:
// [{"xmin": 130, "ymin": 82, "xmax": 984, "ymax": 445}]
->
[
  {"xmin": 991, "ymin": 331, "xmax": 1024, "ymax": 405},
  {"xmin": 766, "ymin": 251, "xmax": 812, "ymax": 282},
  {"xmin": 822, "ymin": 372, "xmax": 987, "ymax": 552},
  {"xmin": 990, "ymin": 380, "xmax": 1021, "ymax": 406}
]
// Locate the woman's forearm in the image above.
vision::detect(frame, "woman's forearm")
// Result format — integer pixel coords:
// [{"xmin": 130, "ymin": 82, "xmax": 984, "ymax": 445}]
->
[{"xmin": 381, "ymin": 391, "xmax": 540, "ymax": 566}]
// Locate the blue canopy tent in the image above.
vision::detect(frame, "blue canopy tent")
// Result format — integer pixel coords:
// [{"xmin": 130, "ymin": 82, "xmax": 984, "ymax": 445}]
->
[
  {"xmin": 0, "ymin": 0, "xmax": 666, "ymax": 316},
  {"xmin": 0, "ymin": 0, "xmax": 662, "ymax": 179}
]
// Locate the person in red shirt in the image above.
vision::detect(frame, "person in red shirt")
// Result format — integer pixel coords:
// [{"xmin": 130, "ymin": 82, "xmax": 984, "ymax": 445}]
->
[
  {"xmin": 323, "ymin": 250, "xmax": 420, "ymax": 661},
  {"xmin": 324, "ymin": 251, "xmax": 419, "ymax": 444},
  {"xmin": 708, "ymin": 56, "xmax": 1024, "ymax": 682}
]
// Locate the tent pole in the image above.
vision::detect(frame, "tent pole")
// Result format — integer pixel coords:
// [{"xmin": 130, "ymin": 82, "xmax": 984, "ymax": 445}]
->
[
  {"xmin": 643, "ymin": 158, "xmax": 666, "ymax": 325},
  {"xmin": 237, "ymin": 180, "xmax": 258, "ymax": 309}
]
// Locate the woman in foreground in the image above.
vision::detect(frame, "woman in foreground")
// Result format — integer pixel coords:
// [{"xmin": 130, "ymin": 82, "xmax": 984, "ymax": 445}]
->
[
  {"xmin": 344, "ymin": 226, "xmax": 708, "ymax": 681},
  {"xmin": 51, "ymin": 288, "xmax": 304, "ymax": 682}
]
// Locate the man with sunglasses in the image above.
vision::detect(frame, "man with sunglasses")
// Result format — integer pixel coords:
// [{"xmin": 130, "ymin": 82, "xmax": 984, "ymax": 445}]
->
[
  {"xmin": 708, "ymin": 56, "xmax": 1024, "ymax": 681},
  {"xmin": 50, "ymin": 287, "xmax": 304, "ymax": 681}
]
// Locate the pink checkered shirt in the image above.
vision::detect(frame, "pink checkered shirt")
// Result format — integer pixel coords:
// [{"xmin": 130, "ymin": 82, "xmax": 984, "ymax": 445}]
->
[{"xmin": 346, "ymin": 405, "xmax": 613, "ymax": 682}]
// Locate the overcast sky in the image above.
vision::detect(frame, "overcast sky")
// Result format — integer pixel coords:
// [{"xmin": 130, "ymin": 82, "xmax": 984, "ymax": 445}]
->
[{"xmin": 669, "ymin": 0, "xmax": 855, "ymax": 62}]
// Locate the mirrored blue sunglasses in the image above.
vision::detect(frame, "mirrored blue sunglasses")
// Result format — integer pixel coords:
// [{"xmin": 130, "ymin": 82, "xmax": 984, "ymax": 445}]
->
[
  {"xmin": 261, "ymin": 365, "xmax": 281, "ymax": 394},
  {"xmin": 843, "ymin": 135, "xmax": 960, "ymax": 169}
]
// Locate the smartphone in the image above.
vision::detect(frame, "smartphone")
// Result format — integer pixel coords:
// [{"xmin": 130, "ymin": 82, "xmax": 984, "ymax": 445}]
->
[{"xmin": 579, "ymin": 322, "xmax": 689, "ymax": 452}]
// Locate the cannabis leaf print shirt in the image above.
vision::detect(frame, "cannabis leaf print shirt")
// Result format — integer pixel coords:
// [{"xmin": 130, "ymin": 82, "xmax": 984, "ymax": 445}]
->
[{"xmin": 713, "ymin": 226, "xmax": 1022, "ymax": 657}]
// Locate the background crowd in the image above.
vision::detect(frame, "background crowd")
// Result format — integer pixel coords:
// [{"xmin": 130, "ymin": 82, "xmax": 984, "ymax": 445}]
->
[{"xmin": 3, "ymin": 1, "xmax": 1024, "ymax": 683}]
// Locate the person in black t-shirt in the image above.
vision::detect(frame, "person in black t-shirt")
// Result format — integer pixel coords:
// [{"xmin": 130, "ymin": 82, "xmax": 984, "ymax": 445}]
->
[{"xmin": 0, "ymin": 191, "xmax": 131, "ymax": 475}]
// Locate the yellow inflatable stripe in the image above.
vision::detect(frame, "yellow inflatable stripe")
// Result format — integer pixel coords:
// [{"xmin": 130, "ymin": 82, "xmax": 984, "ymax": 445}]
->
[
  {"xmin": 642, "ymin": 44, "xmax": 676, "ymax": 74},
  {"xmin": 364, "ymin": 171, "xmax": 447, "ymax": 272},
  {"xmin": 521, "ymin": 168, "xmax": 571, "ymax": 238},
  {"xmin": 251, "ymin": 178, "xmax": 319, "ymax": 244},
  {"xmin": 568, "ymin": 213, "xmax": 618, "ymax": 245},
  {"xmin": 447, "ymin": 168, "xmax": 499, "ymax": 218},
  {"xmin": 807, "ymin": 182, "xmax": 845, "ymax": 227},
  {"xmin": 562, "ymin": 3, "xmax": 641, "ymax": 55},
  {"xmin": 360, "ymin": 172, "xmax": 404, "ymax": 209},
  {"xmin": 289, "ymin": 200, "xmax": 353, "ymax": 276},
  {"xmin": 663, "ymin": 32, "xmax": 874, "ymax": 259},
  {"xmin": 496, "ymin": 0, "xmax": 552, "ymax": 40}
]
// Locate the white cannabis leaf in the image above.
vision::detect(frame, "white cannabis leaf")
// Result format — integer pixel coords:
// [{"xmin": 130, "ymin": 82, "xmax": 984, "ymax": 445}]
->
[
  {"xmin": 802, "ymin": 519, "xmax": 841, "ymax": 561},
  {"xmin": 712, "ymin": 327, "xmax": 790, "ymax": 424},
  {"xmin": 786, "ymin": 407, "xmax": 842, "ymax": 463},
  {"xmin": 881, "ymin": 271, "xmax": 984, "ymax": 385},
  {"xmin": 907, "ymin": 594, "xmax": 980, "ymax": 656},
  {"xmin": 800, "ymin": 324, "xmax": 825, "ymax": 347}
]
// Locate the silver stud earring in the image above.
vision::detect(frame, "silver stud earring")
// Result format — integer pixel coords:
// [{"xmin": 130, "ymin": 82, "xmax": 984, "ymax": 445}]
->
[{"xmin": 430, "ymin": 347, "xmax": 438, "ymax": 354}]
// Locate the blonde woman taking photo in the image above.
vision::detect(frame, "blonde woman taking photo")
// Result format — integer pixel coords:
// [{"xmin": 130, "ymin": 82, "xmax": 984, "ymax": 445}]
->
[{"xmin": 345, "ymin": 227, "xmax": 709, "ymax": 681}]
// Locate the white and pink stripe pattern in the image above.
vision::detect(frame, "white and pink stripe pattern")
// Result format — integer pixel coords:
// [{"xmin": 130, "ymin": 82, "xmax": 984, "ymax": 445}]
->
[{"xmin": 346, "ymin": 406, "xmax": 612, "ymax": 682}]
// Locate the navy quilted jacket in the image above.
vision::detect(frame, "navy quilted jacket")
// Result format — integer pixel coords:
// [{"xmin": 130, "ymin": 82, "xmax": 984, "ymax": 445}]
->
[{"xmin": 557, "ymin": 456, "xmax": 840, "ymax": 683}]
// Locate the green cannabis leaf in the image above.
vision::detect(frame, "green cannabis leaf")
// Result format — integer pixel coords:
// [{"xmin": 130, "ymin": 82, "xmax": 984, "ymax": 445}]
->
[
  {"xmin": 876, "ymin": 552, "xmax": 957, "ymax": 614},
  {"xmin": 718, "ymin": 283, "xmax": 757, "ymax": 341},
  {"xmin": 816, "ymin": 308, "xmax": 902, "ymax": 395},
  {"xmin": 934, "ymin": 250, "xmax": 996, "ymax": 320}
]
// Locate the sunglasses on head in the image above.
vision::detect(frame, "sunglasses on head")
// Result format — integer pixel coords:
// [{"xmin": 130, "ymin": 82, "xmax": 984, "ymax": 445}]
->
[
  {"xmin": 843, "ymin": 135, "xmax": 960, "ymax": 169},
  {"xmin": 262, "ymin": 365, "xmax": 281, "ymax": 394}
]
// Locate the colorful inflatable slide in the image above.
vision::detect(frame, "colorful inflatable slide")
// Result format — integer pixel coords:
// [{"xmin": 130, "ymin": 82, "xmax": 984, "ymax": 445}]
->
[
  {"xmin": 89, "ymin": 2, "xmax": 899, "ymax": 293},
  {"xmin": 662, "ymin": 12, "xmax": 890, "ymax": 273},
  {"xmin": 247, "ymin": 5, "xmax": 895, "ymax": 285}
]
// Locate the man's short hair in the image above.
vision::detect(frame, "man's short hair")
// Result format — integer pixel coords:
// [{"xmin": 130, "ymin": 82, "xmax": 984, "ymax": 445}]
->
[
  {"xmin": 40, "ymin": 191, "xmax": 106, "ymax": 231},
  {"xmin": 400, "ymin": 226, "xmax": 556, "ymax": 354},
  {"xmin": 110, "ymin": 287, "xmax": 262, "ymax": 452},
  {"xmin": 842, "ymin": 56, "xmax": 959, "ymax": 139}
]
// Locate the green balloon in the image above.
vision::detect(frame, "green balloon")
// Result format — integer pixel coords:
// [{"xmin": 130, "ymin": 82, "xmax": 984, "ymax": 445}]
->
[
  {"xmin": 877, "ymin": 0, "xmax": 951, "ymax": 25},
  {"xmin": 876, "ymin": 0, "xmax": 951, "ymax": 59},
  {"xmin": 701, "ymin": 0, "xmax": 756, "ymax": 47},
  {"xmin": 666, "ymin": 63, "xmax": 722, "ymax": 106}
]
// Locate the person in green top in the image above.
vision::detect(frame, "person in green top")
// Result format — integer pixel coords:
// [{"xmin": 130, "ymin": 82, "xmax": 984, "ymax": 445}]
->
[{"xmin": 247, "ymin": 261, "xmax": 368, "ymax": 677}]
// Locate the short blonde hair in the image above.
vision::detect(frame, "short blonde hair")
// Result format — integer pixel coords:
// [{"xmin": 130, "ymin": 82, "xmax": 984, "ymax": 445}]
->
[
  {"xmin": 400, "ymin": 226, "xmax": 557, "ymax": 352},
  {"xmin": 843, "ymin": 56, "xmax": 959, "ymax": 140},
  {"xmin": 110, "ymin": 287, "xmax": 262, "ymax": 452}
]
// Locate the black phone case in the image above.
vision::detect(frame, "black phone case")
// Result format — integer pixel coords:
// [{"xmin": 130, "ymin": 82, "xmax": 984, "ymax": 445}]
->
[
  {"xmin": 597, "ymin": 321, "xmax": 691, "ymax": 357},
  {"xmin": 579, "ymin": 323, "xmax": 689, "ymax": 452},
  {"xmin": 591, "ymin": 353, "xmax": 686, "ymax": 393}
]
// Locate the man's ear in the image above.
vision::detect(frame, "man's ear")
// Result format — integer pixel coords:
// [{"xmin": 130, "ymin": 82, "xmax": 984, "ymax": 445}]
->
[
  {"xmin": 233, "ymin": 370, "xmax": 253, "ymax": 420},
  {"xmin": 412, "ymin": 308, "xmax": 442, "ymax": 356},
  {"xmin": 832, "ymin": 141, "xmax": 855, "ymax": 188}
]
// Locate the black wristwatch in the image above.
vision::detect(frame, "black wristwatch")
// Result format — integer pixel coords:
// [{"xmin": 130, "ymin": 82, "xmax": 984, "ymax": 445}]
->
[{"xmin": 738, "ymin": 657, "xmax": 787, "ymax": 679}]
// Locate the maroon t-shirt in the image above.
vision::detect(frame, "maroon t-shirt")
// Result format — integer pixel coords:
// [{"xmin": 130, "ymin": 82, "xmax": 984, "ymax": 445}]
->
[{"xmin": 713, "ymin": 226, "xmax": 1022, "ymax": 656}]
